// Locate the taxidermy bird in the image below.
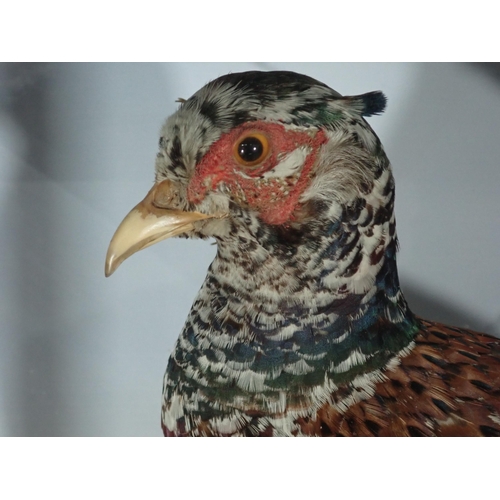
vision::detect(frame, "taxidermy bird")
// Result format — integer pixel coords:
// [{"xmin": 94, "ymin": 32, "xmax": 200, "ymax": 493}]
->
[{"xmin": 105, "ymin": 71, "xmax": 500, "ymax": 436}]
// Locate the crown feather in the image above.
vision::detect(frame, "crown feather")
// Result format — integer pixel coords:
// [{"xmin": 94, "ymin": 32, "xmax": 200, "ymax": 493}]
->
[{"xmin": 344, "ymin": 91, "xmax": 387, "ymax": 117}]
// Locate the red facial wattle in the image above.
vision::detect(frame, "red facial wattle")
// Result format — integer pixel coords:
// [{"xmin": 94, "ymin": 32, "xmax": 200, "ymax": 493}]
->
[{"xmin": 188, "ymin": 122, "xmax": 327, "ymax": 225}]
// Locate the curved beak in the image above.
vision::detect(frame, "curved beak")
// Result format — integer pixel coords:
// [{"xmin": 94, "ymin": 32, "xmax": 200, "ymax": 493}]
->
[{"xmin": 105, "ymin": 180, "xmax": 213, "ymax": 277}]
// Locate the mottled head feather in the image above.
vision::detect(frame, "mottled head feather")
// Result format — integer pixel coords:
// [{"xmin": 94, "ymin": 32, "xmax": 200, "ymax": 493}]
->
[
  {"xmin": 192, "ymin": 71, "xmax": 386, "ymax": 122},
  {"xmin": 205, "ymin": 71, "xmax": 337, "ymax": 99},
  {"xmin": 156, "ymin": 71, "xmax": 387, "ymax": 185},
  {"xmin": 179, "ymin": 70, "xmax": 342, "ymax": 129}
]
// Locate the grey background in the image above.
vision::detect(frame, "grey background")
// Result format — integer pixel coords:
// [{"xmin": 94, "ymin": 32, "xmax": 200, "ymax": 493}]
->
[{"xmin": 0, "ymin": 63, "xmax": 499, "ymax": 436}]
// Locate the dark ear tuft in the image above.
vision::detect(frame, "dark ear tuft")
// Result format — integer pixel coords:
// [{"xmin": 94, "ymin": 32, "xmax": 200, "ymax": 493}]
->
[{"xmin": 360, "ymin": 91, "xmax": 387, "ymax": 117}]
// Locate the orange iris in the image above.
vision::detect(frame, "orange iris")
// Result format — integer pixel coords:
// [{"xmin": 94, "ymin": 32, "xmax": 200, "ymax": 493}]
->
[{"xmin": 233, "ymin": 132, "xmax": 270, "ymax": 167}]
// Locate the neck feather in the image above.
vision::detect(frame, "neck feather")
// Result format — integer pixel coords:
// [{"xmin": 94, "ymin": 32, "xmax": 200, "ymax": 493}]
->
[{"xmin": 163, "ymin": 178, "xmax": 419, "ymax": 424}]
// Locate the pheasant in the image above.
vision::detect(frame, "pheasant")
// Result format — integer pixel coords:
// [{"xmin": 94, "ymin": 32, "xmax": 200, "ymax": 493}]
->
[{"xmin": 105, "ymin": 71, "xmax": 500, "ymax": 436}]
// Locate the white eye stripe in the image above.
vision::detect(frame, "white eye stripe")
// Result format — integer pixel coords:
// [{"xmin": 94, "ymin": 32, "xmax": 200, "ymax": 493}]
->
[
  {"xmin": 232, "ymin": 146, "xmax": 311, "ymax": 181},
  {"xmin": 262, "ymin": 146, "xmax": 311, "ymax": 179}
]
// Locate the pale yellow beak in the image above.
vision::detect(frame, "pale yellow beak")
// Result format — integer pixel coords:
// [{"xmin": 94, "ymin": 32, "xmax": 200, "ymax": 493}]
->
[{"xmin": 105, "ymin": 179, "xmax": 213, "ymax": 277}]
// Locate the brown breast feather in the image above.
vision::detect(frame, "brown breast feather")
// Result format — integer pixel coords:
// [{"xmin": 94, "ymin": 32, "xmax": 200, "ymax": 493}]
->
[{"xmin": 298, "ymin": 319, "xmax": 500, "ymax": 436}]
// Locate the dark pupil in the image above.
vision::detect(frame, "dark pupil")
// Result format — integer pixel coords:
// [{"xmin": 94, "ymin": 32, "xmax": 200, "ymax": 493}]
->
[{"xmin": 238, "ymin": 137, "xmax": 263, "ymax": 163}]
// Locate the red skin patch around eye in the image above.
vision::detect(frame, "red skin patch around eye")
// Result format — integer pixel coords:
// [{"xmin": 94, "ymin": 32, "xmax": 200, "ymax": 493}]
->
[{"xmin": 188, "ymin": 122, "xmax": 327, "ymax": 225}]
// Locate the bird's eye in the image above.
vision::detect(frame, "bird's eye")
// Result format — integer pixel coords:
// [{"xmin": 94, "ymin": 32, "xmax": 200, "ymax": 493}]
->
[{"xmin": 233, "ymin": 133, "xmax": 270, "ymax": 167}]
